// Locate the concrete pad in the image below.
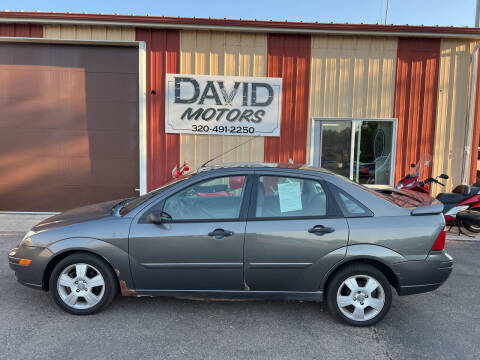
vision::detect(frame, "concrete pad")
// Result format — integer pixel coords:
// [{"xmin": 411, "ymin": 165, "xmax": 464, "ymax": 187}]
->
[
  {"xmin": 0, "ymin": 213, "xmax": 52, "ymax": 234},
  {"xmin": 446, "ymin": 228, "xmax": 480, "ymax": 241}
]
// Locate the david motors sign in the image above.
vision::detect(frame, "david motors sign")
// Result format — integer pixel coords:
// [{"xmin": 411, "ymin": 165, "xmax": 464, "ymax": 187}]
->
[{"xmin": 165, "ymin": 74, "xmax": 282, "ymax": 136}]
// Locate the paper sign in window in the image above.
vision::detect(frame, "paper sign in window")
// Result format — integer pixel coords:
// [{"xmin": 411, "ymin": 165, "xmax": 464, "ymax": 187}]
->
[{"xmin": 278, "ymin": 182, "xmax": 302, "ymax": 213}]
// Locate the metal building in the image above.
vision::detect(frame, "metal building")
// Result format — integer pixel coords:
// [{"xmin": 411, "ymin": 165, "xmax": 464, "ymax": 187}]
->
[{"xmin": 1, "ymin": 12, "xmax": 480, "ymax": 212}]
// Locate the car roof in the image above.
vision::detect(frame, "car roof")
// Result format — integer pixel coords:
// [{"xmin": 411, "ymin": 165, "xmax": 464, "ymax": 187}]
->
[{"xmin": 196, "ymin": 162, "xmax": 334, "ymax": 174}]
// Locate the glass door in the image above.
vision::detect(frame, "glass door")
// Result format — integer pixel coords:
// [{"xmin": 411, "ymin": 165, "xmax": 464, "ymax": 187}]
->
[
  {"xmin": 312, "ymin": 118, "xmax": 396, "ymax": 186},
  {"xmin": 319, "ymin": 120, "xmax": 353, "ymax": 178}
]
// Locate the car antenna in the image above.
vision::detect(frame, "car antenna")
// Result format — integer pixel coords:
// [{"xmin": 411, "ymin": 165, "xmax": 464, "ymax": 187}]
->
[{"xmin": 200, "ymin": 137, "xmax": 255, "ymax": 169}]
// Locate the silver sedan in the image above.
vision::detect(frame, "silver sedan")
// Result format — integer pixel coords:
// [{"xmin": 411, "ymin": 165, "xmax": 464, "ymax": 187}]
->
[{"xmin": 8, "ymin": 163, "xmax": 452, "ymax": 326}]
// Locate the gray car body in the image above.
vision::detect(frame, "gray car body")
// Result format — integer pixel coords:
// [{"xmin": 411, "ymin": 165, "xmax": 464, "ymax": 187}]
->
[{"xmin": 8, "ymin": 163, "xmax": 453, "ymax": 300}]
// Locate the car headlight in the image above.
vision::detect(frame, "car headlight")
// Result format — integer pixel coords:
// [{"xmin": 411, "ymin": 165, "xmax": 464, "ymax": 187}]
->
[{"xmin": 19, "ymin": 230, "xmax": 35, "ymax": 247}]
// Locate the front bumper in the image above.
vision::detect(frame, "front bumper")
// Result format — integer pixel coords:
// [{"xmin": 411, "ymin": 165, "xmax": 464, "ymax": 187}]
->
[
  {"xmin": 8, "ymin": 246, "xmax": 53, "ymax": 290},
  {"xmin": 392, "ymin": 250, "xmax": 453, "ymax": 296}
]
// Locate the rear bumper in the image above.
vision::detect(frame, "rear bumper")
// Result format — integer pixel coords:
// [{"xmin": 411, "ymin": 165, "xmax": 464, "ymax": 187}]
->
[
  {"xmin": 392, "ymin": 250, "xmax": 453, "ymax": 296},
  {"xmin": 8, "ymin": 246, "xmax": 52, "ymax": 290}
]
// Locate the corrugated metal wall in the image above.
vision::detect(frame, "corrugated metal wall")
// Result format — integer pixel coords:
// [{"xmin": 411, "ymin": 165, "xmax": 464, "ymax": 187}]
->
[
  {"xmin": 394, "ymin": 38, "xmax": 440, "ymax": 182},
  {"xmin": 179, "ymin": 31, "xmax": 267, "ymax": 169},
  {"xmin": 471, "ymin": 48, "xmax": 480, "ymax": 184},
  {"xmin": 432, "ymin": 39, "xmax": 475, "ymax": 192},
  {"xmin": 265, "ymin": 34, "xmax": 311, "ymax": 163},
  {"xmin": 44, "ymin": 24, "xmax": 134, "ymax": 40},
  {"xmin": 9, "ymin": 24, "xmax": 480, "ymax": 192},
  {"xmin": 136, "ymin": 29, "xmax": 180, "ymax": 190},
  {"xmin": 307, "ymin": 35, "xmax": 397, "ymax": 162},
  {"xmin": 0, "ymin": 23, "xmax": 43, "ymax": 37},
  {"xmin": 45, "ymin": 25, "xmax": 181, "ymax": 192}
]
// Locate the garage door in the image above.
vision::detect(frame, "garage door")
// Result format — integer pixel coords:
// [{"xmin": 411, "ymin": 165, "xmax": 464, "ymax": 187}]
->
[{"xmin": 0, "ymin": 43, "xmax": 139, "ymax": 212}]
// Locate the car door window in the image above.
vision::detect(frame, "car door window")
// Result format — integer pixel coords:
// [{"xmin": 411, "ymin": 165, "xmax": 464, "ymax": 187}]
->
[
  {"xmin": 256, "ymin": 176, "xmax": 327, "ymax": 218},
  {"xmin": 162, "ymin": 176, "xmax": 247, "ymax": 221},
  {"xmin": 327, "ymin": 183, "xmax": 373, "ymax": 217}
]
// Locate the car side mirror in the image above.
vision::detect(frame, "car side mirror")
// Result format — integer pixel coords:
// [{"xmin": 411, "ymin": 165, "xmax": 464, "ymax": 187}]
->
[
  {"xmin": 147, "ymin": 211, "xmax": 172, "ymax": 225},
  {"xmin": 439, "ymin": 174, "xmax": 449, "ymax": 180}
]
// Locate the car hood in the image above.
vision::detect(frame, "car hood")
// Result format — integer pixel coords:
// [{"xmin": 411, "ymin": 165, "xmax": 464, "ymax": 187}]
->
[{"xmin": 32, "ymin": 199, "xmax": 124, "ymax": 232}]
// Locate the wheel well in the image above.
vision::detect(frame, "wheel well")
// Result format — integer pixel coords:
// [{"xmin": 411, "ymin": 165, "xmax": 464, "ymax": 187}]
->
[
  {"xmin": 42, "ymin": 250, "xmax": 118, "ymax": 291},
  {"xmin": 323, "ymin": 258, "xmax": 399, "ymax": 294}
]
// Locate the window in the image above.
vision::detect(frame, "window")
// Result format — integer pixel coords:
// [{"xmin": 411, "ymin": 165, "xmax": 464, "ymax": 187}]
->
[
  {"xmin": 311, "ymin": 118, "xmax": 397, "ymax": 186},
  {"xmin": 332, "ymin": 188, "xmax": 372, "ymax": 217},
  {"xmin": 120, "ymin": 174, "xmax": 194, "ymax": 215},
  {"xmin": 338, "ymin": 193, "xmax": 366, "ymax": 215},
  {"xmin": 256, "ymin": 176, "xmax": 327, "ymax": 218},
  {"xmin": 330, "ymin": 172, "xmax": 420, "ymax": 210},
  {"xmin": 162, "ymin": 176, "xmax": 247, "ymax": 221}
]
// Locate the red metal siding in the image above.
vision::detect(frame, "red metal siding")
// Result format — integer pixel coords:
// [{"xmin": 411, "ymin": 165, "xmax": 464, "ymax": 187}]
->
[
  {"xmin": 470, "ymin": 50, "xmax": 480, "ymax": 184},
  {"xmin": 0, "ymin": 23, "xmax": 42, "ymax": 37},
  {"xmin": 394, "ymin": 38, "xmax": 440, "ymax": 181},
  {"xmin": 265, "ymin": 34, "xmax": 311, "ymax": 163},
  {"xmin": 136, "ymin": 29, "xmax": 180, "ymax": 190}
]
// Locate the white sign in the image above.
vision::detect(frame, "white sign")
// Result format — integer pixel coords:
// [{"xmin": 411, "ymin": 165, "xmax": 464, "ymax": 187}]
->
[
  {"xmin": 165, "ymin": 73, "xmax": 282, "ymax": 136},
  {"xmin": 278, "ymin": 182, "xmax": 303, "ymax": 213}
]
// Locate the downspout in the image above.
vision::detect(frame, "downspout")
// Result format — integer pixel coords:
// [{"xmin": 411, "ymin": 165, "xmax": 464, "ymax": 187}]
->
[
  {"xmin": 461, "ymin": 0, "xmax": 480, "ymax": 185},
  {"xmin": 461, "ymin": 41, "xmax": 480, "ymax": 185}
]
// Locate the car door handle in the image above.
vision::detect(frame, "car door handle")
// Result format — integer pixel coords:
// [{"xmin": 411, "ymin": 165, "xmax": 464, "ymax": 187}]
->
[
  {"xmin": 308, "ymin": 225, "xmax": 335, "ymax": 235},
  {"xmin": 208, "ymin": 228, "xmax": 234, "ymax": 239}
]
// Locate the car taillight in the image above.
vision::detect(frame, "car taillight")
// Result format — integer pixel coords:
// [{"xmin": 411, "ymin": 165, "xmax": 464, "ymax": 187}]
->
[{"xmin": 431, "ymin": 226, "xmax": 446, "ymax": 251}]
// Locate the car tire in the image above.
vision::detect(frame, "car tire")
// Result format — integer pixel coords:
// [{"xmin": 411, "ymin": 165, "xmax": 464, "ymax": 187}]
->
[
  {"xmin": 326, "ymin": 264, "xmax": 392, "ymax": 326},
  {"xmin": 49, "ymin": 252, "xmax": 118, "ymax": 315}
]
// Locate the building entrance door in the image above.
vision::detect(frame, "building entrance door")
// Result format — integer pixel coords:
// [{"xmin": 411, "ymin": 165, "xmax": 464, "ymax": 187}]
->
[{"xmin": 311, "ymin": 118, "xmax": 397, "ymax": 186}]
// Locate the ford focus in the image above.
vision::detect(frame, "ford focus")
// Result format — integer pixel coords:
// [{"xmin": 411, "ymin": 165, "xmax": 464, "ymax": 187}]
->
[{"xmin": 8, "ymin": 163, "xmax": 452, "ymax": 326}]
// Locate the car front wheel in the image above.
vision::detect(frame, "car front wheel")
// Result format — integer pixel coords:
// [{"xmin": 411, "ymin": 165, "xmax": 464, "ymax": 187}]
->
[
  {"xmin": 49, "ymin": 253, "xmax": 117, "ymax": 315},
  {"xmin": 326, "ymin": 264, "xmax": 392, "ymax": 326}
]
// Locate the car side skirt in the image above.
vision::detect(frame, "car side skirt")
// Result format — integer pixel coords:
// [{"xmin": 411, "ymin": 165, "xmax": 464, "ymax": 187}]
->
[{"xmin": 132, "ymin": 289, "xmax": 324, "ymax": 302}]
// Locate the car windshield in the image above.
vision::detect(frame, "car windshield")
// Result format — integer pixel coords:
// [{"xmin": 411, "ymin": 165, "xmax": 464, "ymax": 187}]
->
[{"xmin": 119, "ymin": 174, "xmax": 195, "ymax": 215}]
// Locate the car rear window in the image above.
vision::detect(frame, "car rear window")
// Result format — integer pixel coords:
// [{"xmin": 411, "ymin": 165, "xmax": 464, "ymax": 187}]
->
[
  {"xmin": 330, "ymin": 173, "xmax": 423, "ymax": 208},
  {"xmin": 373, "ymin": 189, "xmax": 423, "ymax": 208}
]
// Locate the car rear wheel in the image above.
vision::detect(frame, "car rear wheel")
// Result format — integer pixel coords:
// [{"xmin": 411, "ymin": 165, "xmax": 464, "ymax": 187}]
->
[
  {"xmin": 326, "ymin": 264, "xmax": 392, "ymax": 326},
  {"xmin": 49, "ymin": 253, "xmax": 117, "ymax": 315}
]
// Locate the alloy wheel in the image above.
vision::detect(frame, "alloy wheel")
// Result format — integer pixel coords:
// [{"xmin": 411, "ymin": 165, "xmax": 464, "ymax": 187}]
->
[
  {"xmin": 56, "ymin": 263, "xmax": 106, "ymax": 310},
  {"xmin": 336, "ymin": 274, "xmax": 385, "ymax": 322}
]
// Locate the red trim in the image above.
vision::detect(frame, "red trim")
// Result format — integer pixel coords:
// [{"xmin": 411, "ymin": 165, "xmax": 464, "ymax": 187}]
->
[
  {"xmin": 264, "ymin": 34, "xmax": 310, "ymax": 164},
  {"xmin": 2, "ymin": 11, "xmax": 480, "ymax": 36},
  {"xmin": 136, "ymin": 28, "xmax": 180, "ymax": 191},
  {"xmin": 0, "ymin": 23, "xmax": 42, "ymax": 37},
  {"xmin": 458, "ymin": 194, "xmax": 480, "ymax": 206},
  {"xmin": 394, "ymin": 38, "xmax": 440, "ymax": 182}
]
